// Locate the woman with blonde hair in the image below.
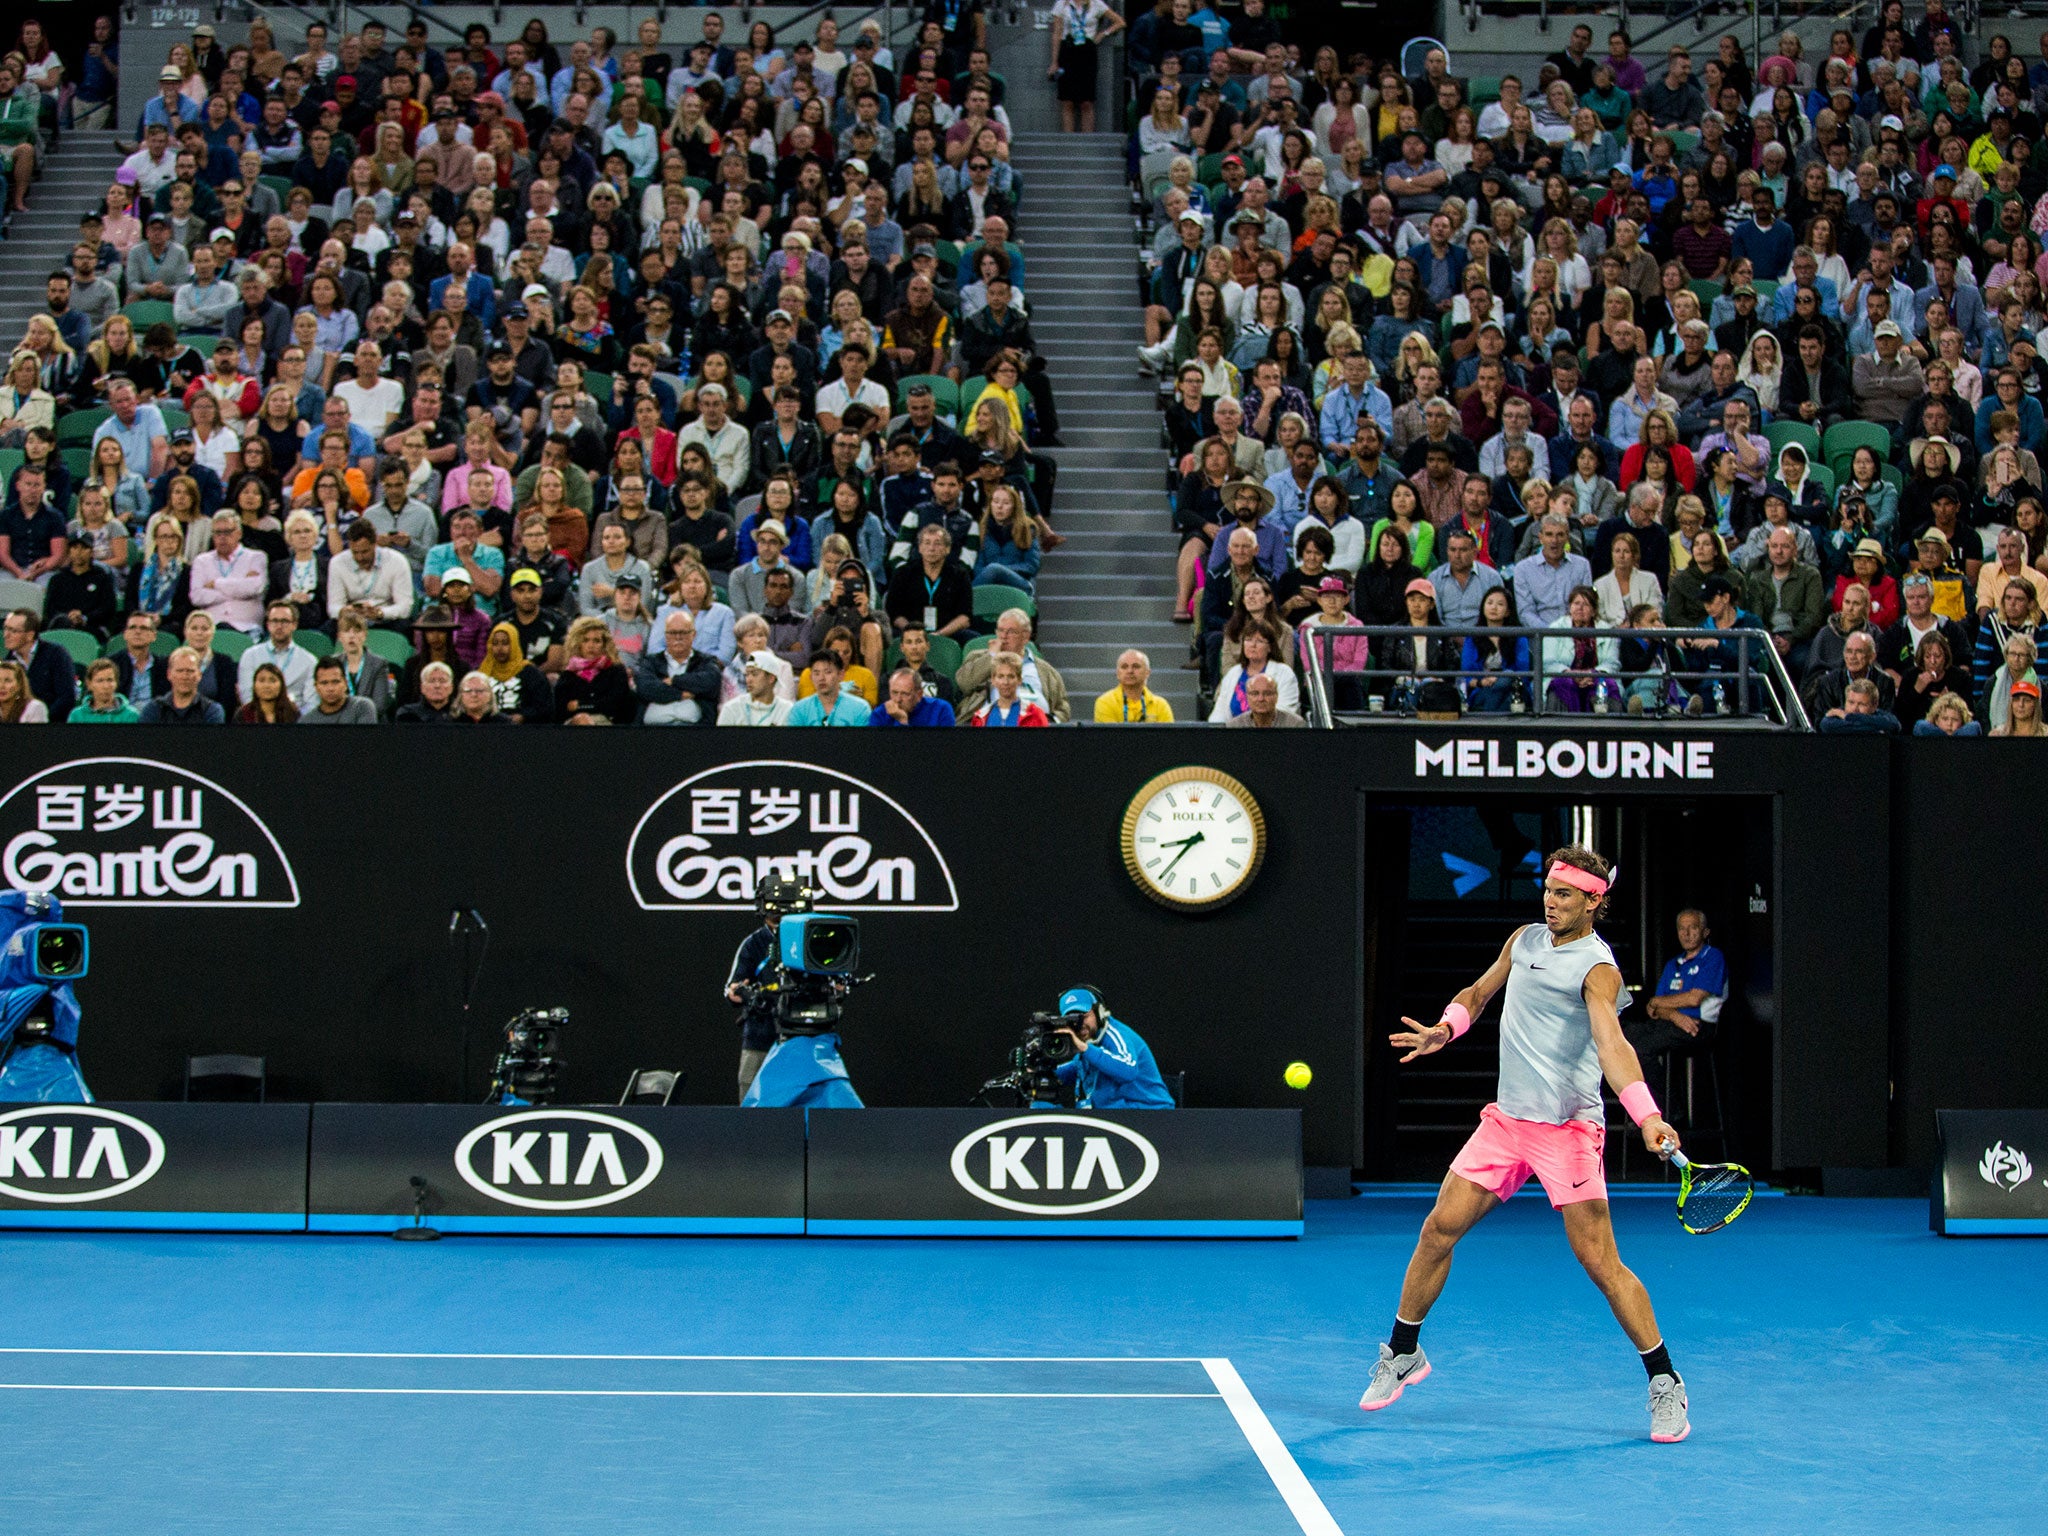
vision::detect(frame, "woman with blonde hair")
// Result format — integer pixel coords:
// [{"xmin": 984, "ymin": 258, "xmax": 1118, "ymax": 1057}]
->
[
  {"xmin": 1914, "ymin": 691, "xmax": 1982, "ymax": 736},
  {"xmin": 1523, "ymin": 218, "xmax": 1591, "ymax": 307},
  {"xmin": 1311, "ymin": 323, "xmax": 1363, "ymax": 403},
  {"xmin": 1391, "ymin": 329, "xmax": 1440, "ymax": 398},
  {"xmin": 554, "ymin": 615, "xmax": 636, "ymax": 725},
  {"xmin": 81, "ymin": 432, "xmax": 148, "ymax": 525},
  {"xmin": 371, "ymin": 122, "xmax": 415, "ymax": 195},
  {"xmin": 15, "ymin": 315, "xmax": 76, "ymax": 399},
  {"xmin": 1585, "ymin": 286, "xmax": 1636, "ymax": 357},
  {"xmin": 76, "ymin": 314, "xmax": 144, "ymax": 403},
  {"xmin": 1991, "ymin": 678, "xmax": 2045, "ymax": 737},
  {"xmin": 166, "ymin": 42, "xmax": 207, "ymax": 104},
  {"xmin": 0, "ymin": 351, "xmax": 53, "ymax": 447},
  {"xmin": 67, "ymin": 484, "xmax": 128, "ymax": 568},
  {"xmin": 976, "ymin": 482, "xmax": 1040, "ymax": 594}
]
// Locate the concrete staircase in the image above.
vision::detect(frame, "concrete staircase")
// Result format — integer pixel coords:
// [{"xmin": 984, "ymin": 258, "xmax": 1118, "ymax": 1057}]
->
[
  {"xmin": 987, "ymin": 20, "xmax": 1191, "ymax": 716},
  {"xmin": 0, "ymin": 130, "xmax": 125, "ymax": 344}
]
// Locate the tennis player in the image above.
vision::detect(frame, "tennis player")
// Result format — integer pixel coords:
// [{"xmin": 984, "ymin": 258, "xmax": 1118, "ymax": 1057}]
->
[{"xmin": 1358, "ymin": 845, "xmax": 1691, "ymax": 1442}]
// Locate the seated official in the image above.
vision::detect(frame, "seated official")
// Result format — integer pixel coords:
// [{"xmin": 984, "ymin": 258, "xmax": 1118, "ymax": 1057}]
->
[
  {"xmin": 1625, "ymin": 909, "xmax": 1728, "ymax": 1063},
  {"xmin": 1050, "ymin": 986, "xmax": 1175, "ymax": 1110}
]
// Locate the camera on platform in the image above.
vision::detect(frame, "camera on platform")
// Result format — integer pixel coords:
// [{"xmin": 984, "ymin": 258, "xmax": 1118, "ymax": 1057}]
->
[
  {"xmin": 1021, "ymin": 1011, "xmax": 1079, "ymax": 1068},
  {"xmin": 972, "ymin": 1012, "xmax": 1079, "ymax": 1109},
  {"xmin": 488, "ymin": 1006, "xmax": 570, "ymax": 1106}
]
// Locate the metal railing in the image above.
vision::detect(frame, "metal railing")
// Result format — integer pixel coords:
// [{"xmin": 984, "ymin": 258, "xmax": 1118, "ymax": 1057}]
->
[
  {"xmin": 1294, "ymin": 622, "xmax": 1814, "ymax": 731},
  {"xmin": 1451, "ymin": 0, "xmax": 1897, "ymax": 54}
]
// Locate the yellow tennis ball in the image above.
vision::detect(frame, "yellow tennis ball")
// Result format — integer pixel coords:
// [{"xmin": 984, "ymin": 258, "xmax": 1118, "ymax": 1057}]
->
[{"xmin": 1284, "ymin": 1061, "xmax": 1312, "ymax": 1090}]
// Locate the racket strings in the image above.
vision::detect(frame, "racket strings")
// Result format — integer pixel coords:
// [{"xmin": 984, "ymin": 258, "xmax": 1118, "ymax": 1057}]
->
[{"xmin": 1679, "ymin": 1165, "xmax": 1751, "ymax": 1231}]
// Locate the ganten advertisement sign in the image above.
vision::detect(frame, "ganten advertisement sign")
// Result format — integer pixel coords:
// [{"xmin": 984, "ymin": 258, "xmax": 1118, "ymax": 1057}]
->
[
  {"xmin": 0, "ymin": 759, "xmax": 299, "ymax": 907},
  {"xmin": 626, "ymin": 761, "xmax": 959, "ymax": 912}
]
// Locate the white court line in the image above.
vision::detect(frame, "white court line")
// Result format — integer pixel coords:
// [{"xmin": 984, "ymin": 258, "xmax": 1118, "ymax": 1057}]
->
[
  {"xmin": 0, "ymin": 1350, "xmax": 1205, "ymax": 1363},
  {"xmin": 0, "ymin": 1385, "xmax": 1216, "ymax": 1400},
  {"xmin": 1202, "ymin": 1359, "xmax": 1346, "ymax": 1536}
]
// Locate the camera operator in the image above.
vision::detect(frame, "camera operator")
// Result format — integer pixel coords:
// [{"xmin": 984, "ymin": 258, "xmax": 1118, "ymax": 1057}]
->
[
  {"xmin": 726, "ymin": 876, "xmax": 809, "ymax": 1101},
  {"xmin": 806, "ymin": 558, "xmax": 885, "ymax": 673},
  {"xmin": 1051, "ymin": 986, "xmax": 1176, "ymax": 1110}
]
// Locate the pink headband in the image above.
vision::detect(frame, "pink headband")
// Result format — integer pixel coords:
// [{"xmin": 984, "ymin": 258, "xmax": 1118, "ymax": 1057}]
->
[{"xmin": 1548, "ymin": 861, "xmax": 1614, "ymax": 897}]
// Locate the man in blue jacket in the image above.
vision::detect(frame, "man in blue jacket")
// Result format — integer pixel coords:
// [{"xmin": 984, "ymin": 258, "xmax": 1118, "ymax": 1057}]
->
[{"xmin": 1052, "ymin": 986, "xmax": 1176, "ymax": 1109}]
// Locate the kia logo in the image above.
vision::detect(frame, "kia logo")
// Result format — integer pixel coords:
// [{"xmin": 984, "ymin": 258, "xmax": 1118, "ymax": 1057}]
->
[
  {"xmin": 453, "ymin": 1110, "xmax": 664, "ymax": 1211},
  {"xmin": 949, "ymin": 1115, "xmax": 1160, "ymax": 1215},
  {"xmin": 0, "ymin": 1105, "xmax": 166, "ymax": 1203}
]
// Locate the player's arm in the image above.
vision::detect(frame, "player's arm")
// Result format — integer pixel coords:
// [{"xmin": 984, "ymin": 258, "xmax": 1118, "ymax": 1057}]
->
[
  {"xmin": 1390, "ymin": 928, "xmax": 1522, "ymax": 1063},
  {"xmin": 1585, "ymin": 964, "xmax": 1680, "ymax": 1157}
]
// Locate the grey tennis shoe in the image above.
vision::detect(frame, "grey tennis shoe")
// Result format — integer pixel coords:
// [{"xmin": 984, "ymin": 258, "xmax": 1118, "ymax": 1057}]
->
[
  {"xmin": 1358, "ymin": 1343, "xmax": 1430, "ymax": 1411},
  {"xmin": 1649, "ymin": 1373, "xmax": 1690, "ymax": 1442}
]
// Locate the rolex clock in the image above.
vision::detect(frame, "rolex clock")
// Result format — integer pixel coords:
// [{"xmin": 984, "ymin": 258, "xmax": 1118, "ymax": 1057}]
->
[{"xmin": 1121, "ymin": 767, "xmax": 1268, "ymax": 912}]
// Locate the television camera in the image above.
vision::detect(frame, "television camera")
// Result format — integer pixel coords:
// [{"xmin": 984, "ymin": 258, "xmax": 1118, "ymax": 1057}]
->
[
  {"xmin": 733, "ymin": 893, "xmax": 871, "ymax": 1110},
  {"xmin": 735, "ymin": 912, "xmax": 873, "ymax": 1037},
  {"xmin": 972, "ymin": 1012, "xmax": 1079, "ymax": 1110},
  {"xmin": 0, "ymin": 889, "xmax": 92, "ymax": 1103},
  {"xmin": 486, "ymin": 1006, "xmax": 570, "ymax": 1106}
]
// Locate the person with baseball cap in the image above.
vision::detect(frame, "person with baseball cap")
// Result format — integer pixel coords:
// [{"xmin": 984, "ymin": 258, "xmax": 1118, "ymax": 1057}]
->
[{"xmin": 1044, "ymin": 985, "xmax": 1174, "ymax": 1111}]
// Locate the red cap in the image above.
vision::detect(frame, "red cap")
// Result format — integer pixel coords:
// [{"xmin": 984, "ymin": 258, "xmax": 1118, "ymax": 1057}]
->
[{"xmin": 2013, "ymin": 680, "xmax": 2040, "ymax": 700}]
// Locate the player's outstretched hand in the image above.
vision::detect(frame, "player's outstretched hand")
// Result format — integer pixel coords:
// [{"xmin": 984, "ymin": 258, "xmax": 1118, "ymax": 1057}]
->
[
  {"xmin": 1390, "ymin": 1017, "xmax": 1448, "ymax": 1063},
  {"xmin": 1644, "ymin": 1115, "xmax": 1682, "ymax": 1160}
]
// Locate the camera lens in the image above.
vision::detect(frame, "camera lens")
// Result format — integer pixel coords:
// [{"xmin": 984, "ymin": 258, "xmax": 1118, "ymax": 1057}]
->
[
  {"xmin": 35, "ymin": 927, "xmax": 82, "ymax": 977},
  {"xmin": 806, "ymin": 921, "xmax": 856, "ymax": 971}
]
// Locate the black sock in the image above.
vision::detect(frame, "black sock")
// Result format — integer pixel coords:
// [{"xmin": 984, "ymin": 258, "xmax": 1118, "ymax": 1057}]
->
[
  {"xmin": 1639, "ymin": 1342, "xmax": 1677, "ymax": 1382},
  {"xmin": 1389, "ymin": 1317, "xmax": 1422, "ymax": 1356}
]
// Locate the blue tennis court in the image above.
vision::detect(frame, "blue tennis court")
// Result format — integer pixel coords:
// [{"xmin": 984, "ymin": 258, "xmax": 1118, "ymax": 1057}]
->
[{"xmin": 4, "ymin": 1194, "xmax": 2042, "ymax": 1533}]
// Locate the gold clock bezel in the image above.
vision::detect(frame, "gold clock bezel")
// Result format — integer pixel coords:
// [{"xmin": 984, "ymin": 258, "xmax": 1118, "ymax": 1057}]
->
[{"xmin": 1120, "ymin": 767, "xmax": 1268, "ymax": 912}]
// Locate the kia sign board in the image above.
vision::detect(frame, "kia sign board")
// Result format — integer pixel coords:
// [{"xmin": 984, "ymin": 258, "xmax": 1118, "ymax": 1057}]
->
[
  {"xmin": 626, "ymin": 761, "xmax": 959, "ymax": 911},
  {"xmin": 806, "ymin": 1109, "xmax": 1303, "ymax": 1235},
  {"xmin": 1933, "ymin": 1109, "xmax": 2048, "ymax": 1236},
  {"xmin": 0, "ymin": 1102, "xmax": 308, "ymax": 1230},
  {"xmin": 307, "ymin": 1104, "xmax": 806, "ymax": 1234}
]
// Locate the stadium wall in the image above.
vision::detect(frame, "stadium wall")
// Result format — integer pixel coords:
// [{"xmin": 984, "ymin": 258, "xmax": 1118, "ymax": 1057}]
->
[{"xmin": 0, "ymin": 730, "xmax": 1979, "ymax": 1176}]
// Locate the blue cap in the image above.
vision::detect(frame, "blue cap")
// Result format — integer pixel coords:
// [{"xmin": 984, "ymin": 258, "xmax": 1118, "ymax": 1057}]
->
[
  {"xmin": 1057, "ymin": 987, "xmax": 1098, "ymax": 1017},
  {"xmin": 1932, "ymin": 163, "xmax": 1958, "ymax": 180}
]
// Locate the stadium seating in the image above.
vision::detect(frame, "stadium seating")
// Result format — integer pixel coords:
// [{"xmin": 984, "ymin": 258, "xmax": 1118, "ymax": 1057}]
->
[{"xmin": 2, "ymin": 10, "xmax": 2017, "ymax": 734}]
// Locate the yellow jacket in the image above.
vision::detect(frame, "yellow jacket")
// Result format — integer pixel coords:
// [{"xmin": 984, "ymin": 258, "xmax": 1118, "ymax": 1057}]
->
[{"xmin": 1094, "ymin": 686, "xmax": 1175, "ymax": 722}]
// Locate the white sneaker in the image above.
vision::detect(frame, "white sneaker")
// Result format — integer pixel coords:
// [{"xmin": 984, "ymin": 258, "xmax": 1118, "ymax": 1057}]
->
[
  {"xmin": 1358, "ymin": 1343, "xmax": 1430, "ymax": 1411},
  {"xmin": 1649, "ymin": 1373, "xmax": 1690, "ymax": 1442}
]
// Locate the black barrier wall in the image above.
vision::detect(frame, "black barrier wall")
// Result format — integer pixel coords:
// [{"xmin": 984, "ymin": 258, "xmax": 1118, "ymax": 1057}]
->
[
  {"xmin": 0, "ymin": 730, "xmax": 1920, "ymax": 1174},
  {"xmin": 0, "ymin": 736, "xmax": 1361, "ymax": 1165},
  {"xmin": 1892, "ymin": 743, "xmax": 2048, "ymax": 1172}
]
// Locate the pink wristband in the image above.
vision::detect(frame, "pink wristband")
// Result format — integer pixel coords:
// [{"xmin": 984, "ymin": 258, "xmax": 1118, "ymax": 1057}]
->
[
  {"xmin": 1620, "ymin": 1081, "xmax": 1660, "ymax": 1126},
  {"xmin": 1440, "ymin": 1003, "xmax": 1471, "ymax": 1041}
]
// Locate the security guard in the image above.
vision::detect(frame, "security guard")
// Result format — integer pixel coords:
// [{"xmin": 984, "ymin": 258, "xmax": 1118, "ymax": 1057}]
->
[
  {"xmin": 1050, "ymin": 985, "xmax": 1176, "ymax": 1109},
  {"xmin": 1627, "ymin": 909, "xmax": 1729, "ymax": 1063}
]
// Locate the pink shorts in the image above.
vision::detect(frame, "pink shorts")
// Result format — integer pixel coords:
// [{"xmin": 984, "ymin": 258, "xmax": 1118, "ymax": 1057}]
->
[{"xmin": 1450, "ymin": 1103, "xmax": 1607, "ymax": 1208}]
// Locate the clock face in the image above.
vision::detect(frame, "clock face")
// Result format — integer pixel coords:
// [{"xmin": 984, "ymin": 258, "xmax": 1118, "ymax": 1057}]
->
[{"xmin": 1121, "ymin": 768, "xmax": 1267, "ymax": 912}]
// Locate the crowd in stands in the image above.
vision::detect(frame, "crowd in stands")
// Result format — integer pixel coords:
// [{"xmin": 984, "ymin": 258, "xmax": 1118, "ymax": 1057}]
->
[
  {"xmin": 1121, "ymin": 0, "xmax": 2048, "ymax": 733},
  {"xmin": 0, "ymin": 6, "xmax": 1148, "ymax": 727}
]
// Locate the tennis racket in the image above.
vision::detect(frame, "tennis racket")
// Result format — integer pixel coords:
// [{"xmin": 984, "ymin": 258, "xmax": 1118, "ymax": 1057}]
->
[{"xmin": 1661, "ymin": 1147, "xmax": 1755, "ymax": 1235}]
